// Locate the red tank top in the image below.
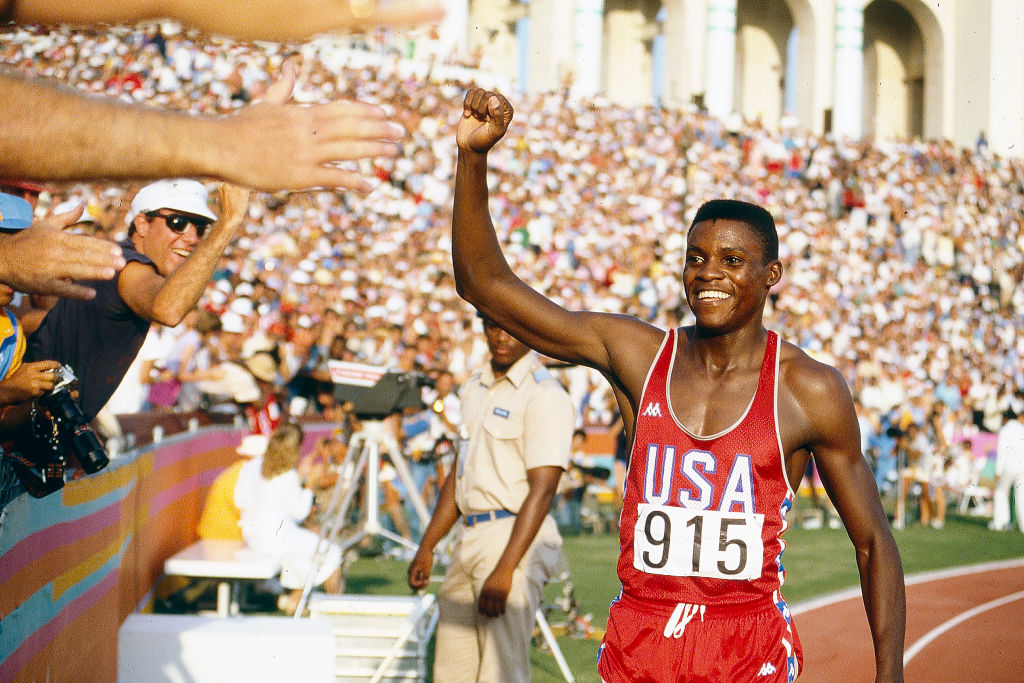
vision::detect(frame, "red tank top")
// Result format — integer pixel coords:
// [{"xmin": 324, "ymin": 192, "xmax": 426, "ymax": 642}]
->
[{"xmin": 616, "ymin": 328, "xmax": 794, "ymax": 610}]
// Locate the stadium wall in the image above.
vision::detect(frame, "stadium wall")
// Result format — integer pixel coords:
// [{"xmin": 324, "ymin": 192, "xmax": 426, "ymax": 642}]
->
[{"xmin": 0, "ymin": 424, "xmax": 334, "ymax": 683}]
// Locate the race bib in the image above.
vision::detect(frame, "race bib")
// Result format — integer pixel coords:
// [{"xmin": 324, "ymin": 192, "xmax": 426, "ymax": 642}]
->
[{"xmin": 633, "ymin": 503, "xmax": 765, "ymax": 581}]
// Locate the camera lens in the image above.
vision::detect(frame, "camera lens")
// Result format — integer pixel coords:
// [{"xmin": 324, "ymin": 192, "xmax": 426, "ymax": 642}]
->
[{"xmin": 71, "ymin": 424, "xmax": 109, "ymax": 474}]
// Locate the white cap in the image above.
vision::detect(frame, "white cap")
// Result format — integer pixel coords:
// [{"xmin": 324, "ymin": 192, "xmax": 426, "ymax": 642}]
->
[{"xmin": 127, "ymin": 179, "xmax": 217, "ymax": 224}]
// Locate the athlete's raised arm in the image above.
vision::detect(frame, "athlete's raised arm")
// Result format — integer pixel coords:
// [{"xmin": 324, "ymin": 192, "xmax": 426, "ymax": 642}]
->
[{"xmin": 452, "ymin": 88, "xmax": 657, "ymax": 397}]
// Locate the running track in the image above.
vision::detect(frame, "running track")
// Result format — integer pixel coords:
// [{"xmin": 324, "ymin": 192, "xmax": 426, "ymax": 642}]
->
[{"xmin": 792, "ymin": 558, "xmax": 1024, "ymax": 682}]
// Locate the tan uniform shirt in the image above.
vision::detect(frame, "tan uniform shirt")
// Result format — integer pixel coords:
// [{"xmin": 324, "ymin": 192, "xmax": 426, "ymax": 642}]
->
[{"xmin": 454, "ymin": 350, "xmax": 574, "ymax": 516}]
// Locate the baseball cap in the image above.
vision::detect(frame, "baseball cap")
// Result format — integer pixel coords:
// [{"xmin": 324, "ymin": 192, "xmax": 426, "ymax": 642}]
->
[
  {"xmin": 0, "ymin": 192, "xmax": 34, "ymax": 231},
  {"xmin": 127, "ymin": 179, "xmax": 217, "ymax": 224}
]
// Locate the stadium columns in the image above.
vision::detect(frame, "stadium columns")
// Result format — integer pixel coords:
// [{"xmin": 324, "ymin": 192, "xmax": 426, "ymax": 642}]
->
[
  {"xmin": 704, "ymin": 0, "xmax": 737, "ymax": 120},
  {"xmin": 832, "ymin": 0, "xmax": 865, "ymax": 139},
  {"xmin": 572, "ymin": 0, "xmax": 604, "ymax": 99}
]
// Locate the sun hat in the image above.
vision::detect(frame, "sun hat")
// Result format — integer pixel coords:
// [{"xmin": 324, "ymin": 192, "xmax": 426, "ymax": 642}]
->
[{"xmin": 127, "ymin": 179, "xmax": 217, "ymax": 224}]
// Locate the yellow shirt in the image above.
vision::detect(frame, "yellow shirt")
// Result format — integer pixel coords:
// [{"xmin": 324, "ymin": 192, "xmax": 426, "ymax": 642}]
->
[
  {"xmin": 196, "ymin": 460, "xmax": 246, "ymax": 541},
  {"xmin": 0, "ymin": 308, "xmax": 26, "ymax": 380}
]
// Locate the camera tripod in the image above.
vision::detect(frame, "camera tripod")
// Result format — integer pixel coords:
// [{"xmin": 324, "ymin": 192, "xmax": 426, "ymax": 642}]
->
[{"xmin": 295, "ymin": 419, "xmax": 432, "ymax": 613}]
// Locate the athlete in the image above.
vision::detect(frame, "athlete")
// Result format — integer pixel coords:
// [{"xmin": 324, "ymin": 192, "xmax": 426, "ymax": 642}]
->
[{"xmin": 450, "ymin": 88, "xmax": 905, "ymax": 682}]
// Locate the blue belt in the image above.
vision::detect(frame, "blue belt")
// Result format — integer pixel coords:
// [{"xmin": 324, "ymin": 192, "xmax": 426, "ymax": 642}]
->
[{"xmin": 463, "ymin": 509, "xmax": 515, "ymax": 527}]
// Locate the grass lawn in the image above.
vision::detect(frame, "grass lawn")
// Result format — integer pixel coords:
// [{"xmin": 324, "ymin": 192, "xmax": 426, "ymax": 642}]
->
[{"xmin": 345, "ymin": 506, "xmax": 1024, "ymax": 683}]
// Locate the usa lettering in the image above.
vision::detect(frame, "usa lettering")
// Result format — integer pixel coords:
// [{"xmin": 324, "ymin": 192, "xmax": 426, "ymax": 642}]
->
[{"xmin": 643, "ymin": 445, "xmax": 756, "ymax": 513}]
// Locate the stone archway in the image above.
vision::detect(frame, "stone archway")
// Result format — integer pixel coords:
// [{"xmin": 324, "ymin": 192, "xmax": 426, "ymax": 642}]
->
[
  {"xmin": 863, "ymin": 0, "xmax": 945, "ymax": 140},
  {"xmin": 736, "ymin": 0, "xmax": 793, "ymax": 129}
]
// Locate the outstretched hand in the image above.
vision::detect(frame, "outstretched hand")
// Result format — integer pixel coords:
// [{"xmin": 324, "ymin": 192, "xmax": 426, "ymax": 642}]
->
[
  {"xmin": 0, "ymin": 207, "xmax": 125, "ymax": 300},
  {"xmin": 218, "ymin": 61, "xmax": 405, "ymax": 193},
  {"xmin": 457, "ymin": 88, "xmax": 514, "ymax": 154}
]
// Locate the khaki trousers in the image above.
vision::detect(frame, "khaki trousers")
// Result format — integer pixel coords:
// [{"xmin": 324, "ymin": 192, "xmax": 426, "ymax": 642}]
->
[{"xmin": 433, "ymin": 515, "xmax": 562, "ymax": 683}]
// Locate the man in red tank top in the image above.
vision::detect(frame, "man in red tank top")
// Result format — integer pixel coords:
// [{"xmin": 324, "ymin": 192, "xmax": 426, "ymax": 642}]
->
[{"xmin": 448, "ymin": 87, "xmax": 906, "ymax": 682}]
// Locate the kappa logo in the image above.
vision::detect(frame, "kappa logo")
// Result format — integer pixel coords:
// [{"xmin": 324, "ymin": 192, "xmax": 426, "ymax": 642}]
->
[
  {"xmin": 641, "ymin": 402, "xmax": 663, "ymax": 418},
  {"xmin": 757, "ymin": 662, "xmax": 778, "ymax": 676}
]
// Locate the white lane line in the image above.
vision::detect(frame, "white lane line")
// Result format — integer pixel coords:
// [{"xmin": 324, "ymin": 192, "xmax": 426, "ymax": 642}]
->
[
  {"xmin": 903, "ymin": 590, "xmax": 1024, "ymax": 665},
  {"xmin": 790, "ymin": 557, "xmax": 1024, "ymax": 615}
]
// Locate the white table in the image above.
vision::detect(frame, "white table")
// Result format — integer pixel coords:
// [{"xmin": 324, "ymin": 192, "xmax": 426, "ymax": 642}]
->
[{"xmin": 164, "ymin": 539, "xmax": 281, "ymax": 616}]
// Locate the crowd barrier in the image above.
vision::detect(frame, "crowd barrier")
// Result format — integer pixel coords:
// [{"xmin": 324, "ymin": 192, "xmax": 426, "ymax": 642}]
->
[{"xmin": 0, "ymin": 421, "xmax": 335, "ymax": 683}]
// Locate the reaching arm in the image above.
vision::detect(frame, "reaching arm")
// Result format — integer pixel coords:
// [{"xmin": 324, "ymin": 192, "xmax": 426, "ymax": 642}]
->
[
  {"xmin": 0, "ymin": 208, "xmax": 125, "ymax": 300},
  {"xmin": 1, "ymin": 0, "xmax": 444, "ymax": 42},
  {"xmin": 0, "ymin": 62, "xmax": 404, "ymax": 193},
  {"xmin": 452, "ymin": 88, "xmax": 658, "ymax": 396},
  {"xmin": 119, "ymin": 183, "xmax": 248, "ymax": 326},
  {"xmin": 795, "ymin": 361, "xmax": 905, "ymax": 683}
]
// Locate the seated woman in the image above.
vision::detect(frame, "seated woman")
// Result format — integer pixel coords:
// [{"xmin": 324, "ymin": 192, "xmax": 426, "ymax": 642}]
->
[{"xmin": 234, "ymin": 422, "xmax": 343, "ymax": 614}]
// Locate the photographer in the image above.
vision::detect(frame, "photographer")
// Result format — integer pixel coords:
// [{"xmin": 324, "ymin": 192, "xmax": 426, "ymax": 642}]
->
[{"xmin": 3, "ymin": 178, "xmax": 248, "ymax": 495}]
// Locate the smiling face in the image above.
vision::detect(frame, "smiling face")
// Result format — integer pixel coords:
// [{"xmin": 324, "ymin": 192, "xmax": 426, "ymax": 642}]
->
[
  {"xmin": 131, "ymin": 210, "xmax": 212, "ymax": 276},
  {"xmin": 683, "ymin": 218, "xmax": 782, "ymax": 335}
]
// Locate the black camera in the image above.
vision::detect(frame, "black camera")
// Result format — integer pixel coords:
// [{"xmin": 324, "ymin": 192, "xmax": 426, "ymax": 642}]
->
[
  {"xmin": 333, "ymin": 370, "xmax": 434, "ymax": 420},
  {"xmin": 35, "ymin": 365, "xmax": 109, "ymax": 474}
]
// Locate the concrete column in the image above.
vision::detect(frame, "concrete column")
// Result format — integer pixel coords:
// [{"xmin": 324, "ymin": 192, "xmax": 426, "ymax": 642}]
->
[
  {"xmin": 525, "ymin": 0, "xmax": 575, "ymax": 94},
  {"xmin": 572, "ymin": 0, "xmax": 604, "ymax": 98},
  {"xmin": 832, "ymin": 0, "xmax": 864, "ymax": 138},
  {"xmin": 437, "ymin": 0, "xmax": 470, "ymax": 60},
  {"xmin": 659, "ymin": 0, "xmax": 705, "ymax": 110},
  {"xmin": 604, "ymin": 3, "xmax": 650, "ymax": 106},
  {"xmin": 988, "ymin": 0, "xmax": 1024, "ymax": 156},
  {"xmin": 704, "ymin": 0, "xmax": 737, "ymax": 119}
]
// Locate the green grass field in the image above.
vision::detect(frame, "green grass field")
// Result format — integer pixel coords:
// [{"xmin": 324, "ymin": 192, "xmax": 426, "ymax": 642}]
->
[{"xmin": 345, "ymin": 504, "xmax": 1024, "ymax": 683}]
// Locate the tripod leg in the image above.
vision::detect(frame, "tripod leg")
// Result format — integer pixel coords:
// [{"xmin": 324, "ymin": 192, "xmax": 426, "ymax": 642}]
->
[
  {"xmin": 535, "ymin": 608, "xmax": 575, "ymax": 683},
  {"xmin": 384, "ymin": 434, "xmax": 432, "ymax": 529}
]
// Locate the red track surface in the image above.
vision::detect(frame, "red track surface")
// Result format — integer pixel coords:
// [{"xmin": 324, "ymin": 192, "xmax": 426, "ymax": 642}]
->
[{"xmin": 793, "ymin": 559, "xmax": 1024, "ymax": 682}]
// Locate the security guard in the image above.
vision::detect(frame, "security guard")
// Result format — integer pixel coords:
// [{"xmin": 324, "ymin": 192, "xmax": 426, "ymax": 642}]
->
[{"xmin": 409, "ymin": 314, "xmax": 575, "ymax": 682}]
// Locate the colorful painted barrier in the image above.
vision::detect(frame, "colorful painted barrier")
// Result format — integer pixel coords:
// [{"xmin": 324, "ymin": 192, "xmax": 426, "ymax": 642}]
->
[{"xmin": 0, "ymin": 423, "xmax": 335, "ymax": 683}]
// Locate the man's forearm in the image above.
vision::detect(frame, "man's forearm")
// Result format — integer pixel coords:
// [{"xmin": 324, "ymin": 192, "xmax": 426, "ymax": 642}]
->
[
  {"xmin": 0, "ymin": 71, "xmax": 218, "ymax": 184},
  {"xmin": 492, "ymin": 467, "xmax": 562, "ymax": 576},
  {"xmin": 147, "ymin": 193, "xmax": 247, "ymax": 325},
  {"xmin": 451, "ymin": 150, "xmax": 515, "ymax": 310},
  {"xmin": 3, "ymin": 0, "xmax": 444, "ymax": 41},
  {"xmin": 417, "ymin": 469, "xmax": 460, "ymax": 552},
  {"xmin": 860, "ymin": 537, "xmax": 906, "ymax": 680}
]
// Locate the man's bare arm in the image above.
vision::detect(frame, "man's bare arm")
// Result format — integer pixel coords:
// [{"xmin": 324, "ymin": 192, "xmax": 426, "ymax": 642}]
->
[
  {"xmin": 1, "ymin": 0, "xmax": 444, "ymax": 41},
  {"xmin": 452, "ymin": 88, "xmax": 657, "ymax": 391},
  {"xmin": 799, "ymin": 363, "xmax": 906, "ymax": 682},
  {"xmin": 476, "ymin": 465, "xmax": 563, "ymax": 617},
  {"xmin": 408, "ymin": 460, "xmax": 461, "ymax": 590},
  {"xmin": 0, "ymin": 65, "xmax": 404, "ymax": 193},
  {"xmin": 119, "ymin": 183, "xmax": 249, "ymax": 326},
  {"xmin": 0, "ymin": 208, "xmax": 125, "ymax": 300}
]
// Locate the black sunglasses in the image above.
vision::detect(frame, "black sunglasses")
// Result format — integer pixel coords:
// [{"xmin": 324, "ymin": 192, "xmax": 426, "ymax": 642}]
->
[{"xmin": 146, "ymin": 211, "xmax": 213, "ymax": 238}]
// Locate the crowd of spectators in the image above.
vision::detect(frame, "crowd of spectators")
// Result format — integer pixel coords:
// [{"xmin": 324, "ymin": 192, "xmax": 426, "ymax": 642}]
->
[{"xmin": 2, "ymin": 21, "xmax": 1021, "ymax": 528}]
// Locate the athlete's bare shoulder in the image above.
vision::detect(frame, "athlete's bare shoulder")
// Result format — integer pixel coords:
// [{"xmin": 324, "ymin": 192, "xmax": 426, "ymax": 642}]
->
[
  {"xmin": 590, "ymin": 312, "xmax": 668, "ymax": 404},
  {"xmin": 778, "ymin": 339, "xmax": 850, "ymax": 402},
  {"xmin": 777, "ymin": 338, "xmax": 857, "ymax": 448}
]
